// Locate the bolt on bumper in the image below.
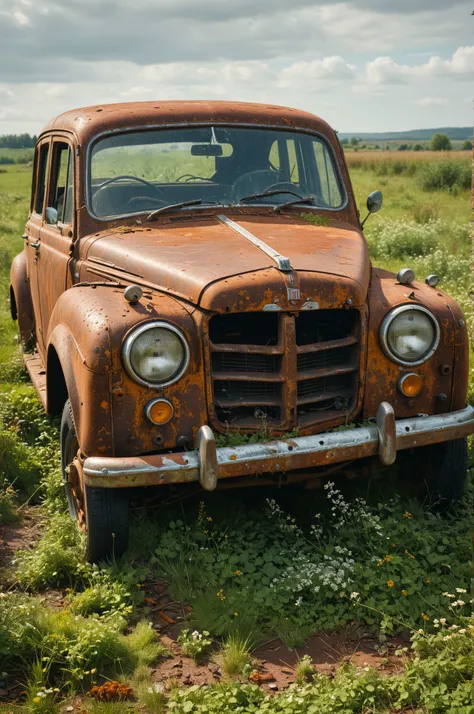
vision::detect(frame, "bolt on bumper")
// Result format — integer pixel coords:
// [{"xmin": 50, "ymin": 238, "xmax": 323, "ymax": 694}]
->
[{"xmin": 82, "ymin": 403, "xmax": 474, "ymax": 490}]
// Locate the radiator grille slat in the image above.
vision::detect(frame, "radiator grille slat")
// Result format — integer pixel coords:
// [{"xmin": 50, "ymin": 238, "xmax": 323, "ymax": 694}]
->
[{"xmin": 209, "ymin": 309, "xmax": 360, "ymax": 430}]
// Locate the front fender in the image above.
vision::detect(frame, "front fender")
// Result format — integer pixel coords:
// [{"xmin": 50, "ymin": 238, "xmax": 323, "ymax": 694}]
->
[
  {"xmin": 47, "ymin": 285, "xmax": 207, "ymax": 457},
  {"xmin": 362, "ymin": 268, "xmax": 468, "ymax": 419}
]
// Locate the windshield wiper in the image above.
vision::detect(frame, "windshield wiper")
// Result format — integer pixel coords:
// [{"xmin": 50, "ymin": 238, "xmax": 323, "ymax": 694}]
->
[
  {"xmin": 239, "ymin": 189, "xmax": 305, "ymax": 204},
  {"xmin": 147, "ymin": 199, "xmax": 203, "ymax": 221},
  {"xmin": 273, "ymin": 196, "xmax": 315, "ymax": 213}
]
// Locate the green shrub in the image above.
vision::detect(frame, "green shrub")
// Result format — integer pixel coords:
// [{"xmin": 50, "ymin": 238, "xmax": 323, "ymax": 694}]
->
[
  {"xmin": 15, "ymin": 512, "xmax": 84, "ymax": 588},
  {"xmin": 0, "ymin": 590, "xmax": 164, "ymax": 685},
  {"xmin": 418, "ymin": 160, "xmax": 471, "ymax": 191},
  {"xmin": 68, "ymin": 576, "xmax": 133, "ymax": 618}
]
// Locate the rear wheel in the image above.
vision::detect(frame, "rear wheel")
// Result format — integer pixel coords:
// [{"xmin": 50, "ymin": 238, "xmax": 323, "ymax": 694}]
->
[
  {"xmin": 400, "ymin": 438, "xmax": 468, "ymax": 510},
  {"xmin": 60, "ymin": 399, "xmax": 130, "ymax": 562}
]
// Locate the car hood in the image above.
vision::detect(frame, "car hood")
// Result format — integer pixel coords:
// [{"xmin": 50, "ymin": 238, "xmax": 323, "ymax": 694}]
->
[{"xmin": 83, "ymin": 212, "xmax": 370, "ymax": 311}]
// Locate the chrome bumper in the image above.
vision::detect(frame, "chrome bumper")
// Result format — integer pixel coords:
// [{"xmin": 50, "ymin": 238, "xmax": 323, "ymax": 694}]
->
[{"xmin": 83, "ymin": 403, "xmax": 474, "ymax": 490}]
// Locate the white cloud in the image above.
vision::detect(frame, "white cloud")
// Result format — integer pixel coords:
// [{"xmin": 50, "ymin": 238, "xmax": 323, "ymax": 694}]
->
[
  {"xmin": 365, "ymin": 46, "xmax": 474, "ymax": 85},
  {"xmin": 278, "ymin": 57, "xmax": 356, "ymax": 87},
  {"xmin": 413, "ymin": 97, "xmax": 449, "ymax": 107},
  {"xmin": 12, "ymin": 9, "xmax": 29, "ymax": 24}
]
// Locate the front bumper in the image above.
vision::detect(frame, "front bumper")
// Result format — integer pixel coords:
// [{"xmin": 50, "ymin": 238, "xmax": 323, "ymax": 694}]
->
[{"xmin": 83, "ymin": 403, "xmax": 474, "ymax": 490}]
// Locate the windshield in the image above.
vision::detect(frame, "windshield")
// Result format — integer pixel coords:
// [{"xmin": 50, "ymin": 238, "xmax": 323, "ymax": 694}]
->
[{"xmin": 89, "ymin": 126, "xmax": 345, "ymax": 219}]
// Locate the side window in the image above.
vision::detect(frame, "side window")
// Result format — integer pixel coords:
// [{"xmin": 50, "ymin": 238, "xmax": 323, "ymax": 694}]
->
[
  {"xmin": 35, "ymin": 143, "xmax": 50, "ymax": 215},
  {"xmin": 268, "ymin": 139, "xmax": 300, "ymax": 184},
  {"xmin": 313, "ymin": 141, "xmax": 342, "ymax": 207},
  {"xmin": 48, "ymin": 142, "xmax": 74, "ymax": 224}
]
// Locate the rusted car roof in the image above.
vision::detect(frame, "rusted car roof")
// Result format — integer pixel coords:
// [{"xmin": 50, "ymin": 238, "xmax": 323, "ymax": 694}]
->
[{"xmin": 39, "ymin": 100, "xmax": 337, "ymax": 144}]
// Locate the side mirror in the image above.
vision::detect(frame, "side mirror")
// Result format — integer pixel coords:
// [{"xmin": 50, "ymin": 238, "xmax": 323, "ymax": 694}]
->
[
  {"xmin": 361, "ymin": 190, "xmax": 383, "ymax": 228},
  {"xmin": 367, "ymin": 190, "xmax": 383, "ymax": 214},
  {"xmin": 45, "ymin": 206, "xmax": 58, "ymax": 224}
]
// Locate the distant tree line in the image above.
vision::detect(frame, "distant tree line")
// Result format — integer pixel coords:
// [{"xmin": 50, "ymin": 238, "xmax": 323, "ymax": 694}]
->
[
  {"xmin": 0, "ymin": 133, "xmax": 37, "ymax": 148},
  {"xmin": 341, "ymin": 133, "xmax": 471, "ymax": 152}
]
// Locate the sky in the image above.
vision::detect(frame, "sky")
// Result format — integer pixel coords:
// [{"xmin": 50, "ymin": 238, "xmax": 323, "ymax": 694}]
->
[{"xmin": 0, "ymin": 0, "xmax": 472, "ymax": 135}]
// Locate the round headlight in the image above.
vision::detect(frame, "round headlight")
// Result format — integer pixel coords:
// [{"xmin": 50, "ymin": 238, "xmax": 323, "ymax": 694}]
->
[
  {"xmin": 380, "ymin": 305, "xmax": 440, "ymax": 366},
  {"xmin": 122, "ymin": 322, "xmax": 189, "ymax": 387}
]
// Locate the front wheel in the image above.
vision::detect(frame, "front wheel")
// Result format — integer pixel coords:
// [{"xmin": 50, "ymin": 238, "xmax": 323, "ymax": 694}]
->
[
  {"xmin": 400, "ymin": 438, "xmax": 468, "ymax": 510},
  {"xmin": 60, "ymin": 399, "xmax": 130, "ymax": 562}
]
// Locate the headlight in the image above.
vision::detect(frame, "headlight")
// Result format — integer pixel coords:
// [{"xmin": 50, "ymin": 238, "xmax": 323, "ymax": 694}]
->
[
  {"xmin": 122, "ymin": 321, "xmax": 190, "ymax": 387},
  {"xmin": 379, "ymin": 305, "xmax": 440, "ymax": 366}
]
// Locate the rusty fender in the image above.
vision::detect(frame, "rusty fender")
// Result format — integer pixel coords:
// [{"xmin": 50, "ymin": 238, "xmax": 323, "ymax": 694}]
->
[
  {"xmin": 363, "ymin": 268, "xmax": 469, "ymax": 420},
  {"xmin": 10, "ymin": 251, "xmax": 35, "ymax": 347},
  {"xmin": 83, "ymin": 403, "xmax": 474, "ymax": 489},
  {"xmin": 46, "ymin": 284, "xmax": 207, "ymax": 457}
]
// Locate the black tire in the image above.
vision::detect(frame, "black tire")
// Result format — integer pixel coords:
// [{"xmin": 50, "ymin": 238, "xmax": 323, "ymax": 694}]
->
[
  {"xmin": 60, "ymin": 400, "xmax": 79, "ymax": 519},
  {"xmin": 60, "ymin": 399, "xmax": 130, "ymax": 562},
  {"xmin": 400, "ymin": 438, "xmax": 468, "ymax": 510},
  {"xmin": 84, "ymin": 484, "xmax": 130, "ymax": 563}
]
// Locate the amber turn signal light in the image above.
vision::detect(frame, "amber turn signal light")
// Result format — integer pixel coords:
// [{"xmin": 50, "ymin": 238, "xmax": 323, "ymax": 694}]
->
[
  {"xmin": 398, "ymin": 373, "xmax": 423, "ymax": 398},
  {"xmin": 145, "ymin": 398, "xmax": 174, "ymax": 425}
]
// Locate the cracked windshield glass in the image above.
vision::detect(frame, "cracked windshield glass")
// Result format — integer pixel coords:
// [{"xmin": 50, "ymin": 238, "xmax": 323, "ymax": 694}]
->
[{"xmin": 90, "ymin": 126, "xmax": 344, "ymax": 218}]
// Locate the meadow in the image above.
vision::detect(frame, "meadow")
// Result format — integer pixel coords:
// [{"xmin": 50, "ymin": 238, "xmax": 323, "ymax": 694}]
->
[{"xmin": 0, "ymin": 150, "xmax": 473, "ymax": 714}]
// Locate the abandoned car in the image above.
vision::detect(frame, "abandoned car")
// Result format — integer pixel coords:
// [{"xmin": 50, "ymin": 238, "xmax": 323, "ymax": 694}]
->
[{"xmin": 10, "ymin": 100, "xmax": 474, "ymax": 561}]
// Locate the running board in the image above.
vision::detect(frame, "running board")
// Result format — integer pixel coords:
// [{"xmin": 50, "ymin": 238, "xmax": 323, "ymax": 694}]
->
[{"xmin": 24, "ymin": 353, "xmax": 47, "ymax": 410}]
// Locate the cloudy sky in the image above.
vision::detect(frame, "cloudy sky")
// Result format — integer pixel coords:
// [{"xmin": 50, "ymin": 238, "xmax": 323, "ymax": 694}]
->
[{"xmin": 0, "ymin": 0, "xmax": 472, "ymax": 135}]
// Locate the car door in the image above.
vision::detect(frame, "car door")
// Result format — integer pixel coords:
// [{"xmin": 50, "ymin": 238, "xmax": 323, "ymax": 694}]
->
[
  {"xmin": 24, "ymin": 136, "xmax": 51, "ymax": 359},
  {"xmin": 36, "ymin": 137, "xmax": 75, "ymax": 350}
]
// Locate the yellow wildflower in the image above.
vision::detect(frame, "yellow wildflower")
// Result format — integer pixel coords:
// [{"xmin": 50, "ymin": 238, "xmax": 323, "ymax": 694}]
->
[
  {"xmin": 403, "ymin": 511, "xmax": 413, "ymax": 519},
  {"xmin": 33, "ymin": 698, "xmax": 41, "ymax": 704},
  {"xmin": 425, "ymin": 579, "xmax": 431, "ymax": 584},
  {"xmin": 234, "ymin": 612, "xmax": 238, "ymax": 617},
  {"xmin": 422, "ymin": 613, "xmax": 430, "ymax": 621},
  {"xmin": 387, "ymin": 580, "xmax": 395, "ymax": 588},
  {"xmin": 401, "ymin": 590, "xmax": 408, "ymax": 596},
  {"xmin": 234, "ymin": 570, "xmax": 242, "ymax": 576}
]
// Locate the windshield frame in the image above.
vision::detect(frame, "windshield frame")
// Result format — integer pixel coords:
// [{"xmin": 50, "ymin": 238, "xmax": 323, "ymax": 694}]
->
[{"xmin": 86, "ymin": 122, "xmax": 348, "ymax": 222}]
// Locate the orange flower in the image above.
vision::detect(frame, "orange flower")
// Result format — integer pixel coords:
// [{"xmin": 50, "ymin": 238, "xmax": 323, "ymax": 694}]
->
[
  {"xmin": 401, "ymin": 590, "xmax": 408, "ymax": 596},
  {"xmin": 387, "ymin": 580, "xmax": 395, "ymax": 588},
  {"xmin": 425, "ymin": 579, "xmax": 431, "ymax": 584},
  {"xmin": 422, "ymin": 613, "xmax": 430, "ymax": 621}
]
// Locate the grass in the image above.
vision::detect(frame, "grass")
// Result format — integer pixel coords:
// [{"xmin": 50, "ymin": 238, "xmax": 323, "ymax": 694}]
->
[
  {"xmin": 0, "ymin": 148, "xmax": 473, "ymax": 712},
  {"xmin": 215, "ymin": 634, "xmax": 252, "ymax": 679},
  {"xmin": 294, "ymin": 655, "xmax": 314, "ymax": 684}
]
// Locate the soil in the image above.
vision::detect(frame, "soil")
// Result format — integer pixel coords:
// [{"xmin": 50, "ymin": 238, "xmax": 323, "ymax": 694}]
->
[
  {"xmin": 136, "ymin": 577, "xmax": 408, "ymax": 693},
  {"xmin": 0, "ymin": 512, "xmax": 409, "ymax": 700},
  {"xmin": 0, "ymin": 506, "xmax": 42, "ymax": 573}
]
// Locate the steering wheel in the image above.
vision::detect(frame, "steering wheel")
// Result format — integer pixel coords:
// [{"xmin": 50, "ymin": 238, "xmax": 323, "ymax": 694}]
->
[
  {"xmin": 93, "ymin": 175, "xmax": 165, "ymax": 200},
  {"xmin": 126, "ymin": 196, "xmax": 167, "ymax": 211},
  {"xmin": 264, "ymin": 181, "xmax": 308, "ymax": 198},
  {"xmin": 176, "ymin": 174, "xmax": 213, "ymax": 183}
]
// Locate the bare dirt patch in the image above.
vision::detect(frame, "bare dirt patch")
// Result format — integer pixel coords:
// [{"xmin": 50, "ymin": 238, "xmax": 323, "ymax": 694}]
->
[{"xmin": 0, "ymin": 506, "xmax": 42, "ymax": 574}]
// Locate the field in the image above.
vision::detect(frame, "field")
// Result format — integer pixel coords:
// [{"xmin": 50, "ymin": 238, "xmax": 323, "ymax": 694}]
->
[{"xmin": 0, "ymin": 150, "xmax": 473, "ymax": 714}]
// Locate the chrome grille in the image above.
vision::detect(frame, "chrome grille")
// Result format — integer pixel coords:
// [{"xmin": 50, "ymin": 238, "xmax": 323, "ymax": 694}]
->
[{"xmin": 209, "ymin": 309, "xmax": 360, "ymax": 430}]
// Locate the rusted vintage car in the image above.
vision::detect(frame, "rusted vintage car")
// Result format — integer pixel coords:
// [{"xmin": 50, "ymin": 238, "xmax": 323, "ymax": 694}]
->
[{"xmin": 10, "ymin": 100, "xmax": 474, "ymax": 561}]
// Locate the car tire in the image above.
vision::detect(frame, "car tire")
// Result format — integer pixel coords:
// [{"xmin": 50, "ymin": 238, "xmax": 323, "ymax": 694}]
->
[
  {"xmin": 400, "ymin": 438, "xmax": 468, "ymax": 510},
  {"xmin": 60, "ymin": 400, "xmax": 79, "ymax": 519},
  {"xmin": 60, "ymin": 399, "xmax": 130, "ymax": 562},
  {"xmin": 84, "ymin": 484, "xmax": 130, "ymax": 563}
]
